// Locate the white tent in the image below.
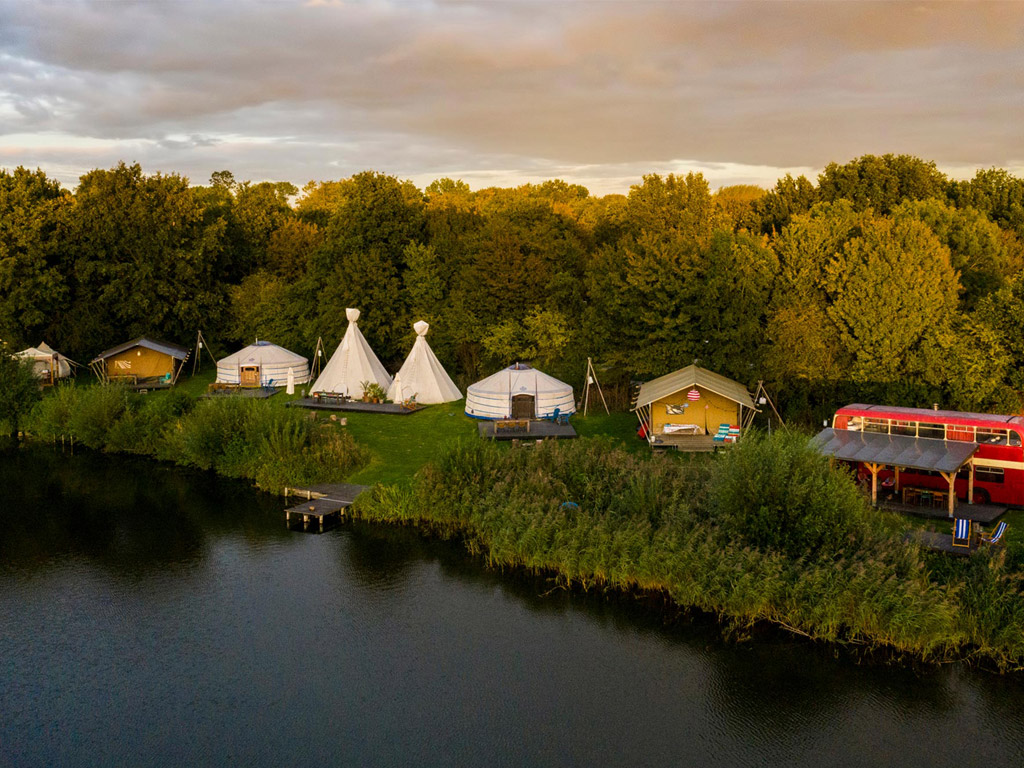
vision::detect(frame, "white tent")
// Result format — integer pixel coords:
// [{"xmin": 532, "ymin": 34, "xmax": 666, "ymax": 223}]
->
[
  {"xmin": 465, "ymin": 363, "xmax": 575, "ymax": 420},
  {"xmin": 216, "ymin": 341, "xmax": 310, "ymax": 387},
  {"xmin": 387, "ymin": 321, "xmax": 461, "ymax": 405},
  {"xmin": 16, "ymin": 342, "xmax": 73, "ymax": 381},
  {"xmin": 311, "ymin": 308, "xmax": 392, "ymax": 398}
]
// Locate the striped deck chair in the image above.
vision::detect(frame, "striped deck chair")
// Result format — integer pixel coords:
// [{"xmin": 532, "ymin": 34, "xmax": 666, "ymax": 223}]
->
[
  {"xmin": 726, "ymin": 425, "xmax": 741, "ymax": 443},
  {"xmin": 980, "ymin": 521, "xmax": 1009, "ymax": 546},
  {"xmin": 712, "ymin": 424, "xmax": 730, "ymax": 443},
  {"xmin": 952, "ymin": 518, "xmax": 973, "ymax": 549}
]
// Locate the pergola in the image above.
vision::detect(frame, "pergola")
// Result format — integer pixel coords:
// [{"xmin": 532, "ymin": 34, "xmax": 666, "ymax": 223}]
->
[{"xmin": 811, "ymin": 428, "xmax": 979, "ymax": 517}]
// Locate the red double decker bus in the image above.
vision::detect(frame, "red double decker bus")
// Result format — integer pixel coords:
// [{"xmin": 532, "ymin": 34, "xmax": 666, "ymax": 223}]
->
[{"xmin": 830, "ymin": 403, "xmax": 1024, "ymax": 507}]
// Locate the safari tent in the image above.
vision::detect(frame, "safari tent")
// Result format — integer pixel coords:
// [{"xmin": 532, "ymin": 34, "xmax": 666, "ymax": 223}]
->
[
  {"xmin": 311, "ymin": 308, "xmax": 392, "ymax": 398},
  {"xmin": 387, "ymin": 321, "xmax": 461, "ymax": 405},
  {"xmin": 90, "ymin": 337, "xmax": 189, "ymax": 386},
  {"xmin": 216, "ymin": 341, "xmax": 310, "ymax": 388},
  {"xmin": 633, "ymin": 364, "xmax": 754, "ymax": 449},
  {"xmin": 465, "ymin": 363, "xmax": 575, "ymax": 420},
  {"xmin": 16, "ymin": 342, "xmax": 74, "ymax": 384}
]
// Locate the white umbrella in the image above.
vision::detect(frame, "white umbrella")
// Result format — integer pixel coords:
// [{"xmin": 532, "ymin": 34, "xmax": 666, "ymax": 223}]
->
[
  {"xmin": 286, "ymin": 366, "xmax": 295, "ymax": 395},
  {"xmin": 391, "ymin": 371, "xmax": 403, "ymax": 403}
]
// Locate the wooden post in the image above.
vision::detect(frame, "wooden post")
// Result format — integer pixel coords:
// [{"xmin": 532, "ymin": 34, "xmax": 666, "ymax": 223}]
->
[
  {"xmin": 940, "ymin": 471, "xmax": 956, "ymax": 517},
  {"xmin": 894, "ymin": 466, "xmax": 900, "ymax": 497},
  {"xmin": 866, "ymin": 462, "xmax": 881, "ymax": 505},
  {"xmin": 968, "ymin": 461, "xmax": 975, "ymax": 505}
]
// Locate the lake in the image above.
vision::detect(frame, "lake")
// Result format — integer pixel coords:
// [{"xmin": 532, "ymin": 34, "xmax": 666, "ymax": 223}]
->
[{"xmin": 2, "ymin": 447, "xmax": 1023, "ymax": 767}]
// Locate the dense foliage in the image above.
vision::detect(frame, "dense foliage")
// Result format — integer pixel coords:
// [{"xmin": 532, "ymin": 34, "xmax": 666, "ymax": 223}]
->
[
  {"xmin": 356, "ymin": 435, "xmax": 1024, "ymax": 668},
  {"xmin": 27, "ymin": 385, "xmax": 367, "ymax": 492},
  {"xmin": 3, "ymin": 155, "xmax": 1024, "ymax": 420}
]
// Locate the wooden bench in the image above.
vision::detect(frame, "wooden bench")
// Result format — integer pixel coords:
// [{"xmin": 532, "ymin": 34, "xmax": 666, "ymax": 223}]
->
[{"xmin": 495, "ymin": 419, "xmax": 530, "ymax": 434}]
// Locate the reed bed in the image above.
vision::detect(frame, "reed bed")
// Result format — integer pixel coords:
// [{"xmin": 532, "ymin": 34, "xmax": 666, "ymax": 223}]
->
[
  {"xmin": 27, "ymin": 384, "xmax": 367, "ymax": 492},
  {"xmin": 355, "ymin": 432, "xmax": 1024, "ymax": 668}
]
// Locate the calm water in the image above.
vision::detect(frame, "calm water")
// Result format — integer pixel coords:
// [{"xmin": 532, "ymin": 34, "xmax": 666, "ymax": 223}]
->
[{"xmin": 2, "ymin": 448, "xmax": 1023, "ymax": 768}]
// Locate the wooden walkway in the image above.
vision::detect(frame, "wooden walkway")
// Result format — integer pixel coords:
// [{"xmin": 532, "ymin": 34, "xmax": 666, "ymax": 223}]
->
[
  {"xmin": 290, "ymin": 398, "xmax": 422, "ymax": 415},
  {"xmin": 650, "ymin": 434, "xmax": 735, "ymax": 453},
  {"xmin": 284, "ymin": 483, "xmax": 367, "ymax": 532},
  {"xmin": 477, "ymin": 420, "xmax": 577, "ymax": 441},
  {"xmin": 905, "ymin": 530, "xmax": 979, "ymax": 556}
]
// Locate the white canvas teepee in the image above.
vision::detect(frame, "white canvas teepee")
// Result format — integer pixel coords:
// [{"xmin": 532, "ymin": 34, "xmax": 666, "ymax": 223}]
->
[
  {"xmin": 387, "ymin": 321, "xmax": 462, "ymax": 404},
  {"xmin": 311, "ymin": 308, "xmax": 392, "ymax": 397}
]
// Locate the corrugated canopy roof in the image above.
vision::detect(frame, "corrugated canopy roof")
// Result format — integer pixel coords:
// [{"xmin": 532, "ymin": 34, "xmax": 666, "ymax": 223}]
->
[
  {"xmin": 810, "ymin": 428, "xmax": 979, "ymax": 473},
  {"xmin": 91, "ymin": 337, "xmax": 189, "ymax": 363},
  {"xmin": 633, "ymin": 364, "xmax": 754, "ymax": 410}
]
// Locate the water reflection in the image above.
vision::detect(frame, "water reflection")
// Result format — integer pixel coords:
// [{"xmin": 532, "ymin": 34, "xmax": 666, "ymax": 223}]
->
[{"xmin": 2, "ymin": 446, "xmax": 1024, "ymax": 768}]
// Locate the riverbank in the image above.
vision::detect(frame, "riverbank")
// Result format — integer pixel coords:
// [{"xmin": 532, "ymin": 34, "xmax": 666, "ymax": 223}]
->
[{"xmin": 352, "ymin": 434, "xmax": 1024, "ymax": 670}]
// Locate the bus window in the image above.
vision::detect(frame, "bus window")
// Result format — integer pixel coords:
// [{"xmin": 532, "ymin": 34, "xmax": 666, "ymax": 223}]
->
[
  {"xmin": 976, "ymin": 428, "xmax": 1008, "ymax": 446},
  {"xmin": 918, "ymin": 422, "xmax": 944, "ymax": 440},
  {"xmin": 892, "ymin": 420, "xmax": 916, "ymax": 436},
  {"xmin": 1010, "ymin": 431, "xmax": 1022, "ymax": 447},
  {"xmin": 976, "ymin": 467, "xmax": 1005, "ymax": 484},
  {"xmin": 863, "ymin": 418, "xmax": 888, "ymax": 434},
  {"xmin": 947, "ymin": 425, "xmax": 974, "ymax": 442}
]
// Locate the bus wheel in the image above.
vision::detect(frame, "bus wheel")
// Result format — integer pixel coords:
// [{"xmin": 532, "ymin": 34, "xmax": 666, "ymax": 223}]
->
[{"xmin": 973, "ymin": 488, "xmax": 990, "ymax": 505}]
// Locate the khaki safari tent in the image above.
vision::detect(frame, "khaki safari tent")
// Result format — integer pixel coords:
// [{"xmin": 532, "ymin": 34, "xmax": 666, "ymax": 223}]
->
[
  {"xmin": 216, "ymin": 341, "xmax": 310, "ymax": 388},
  {"xmin": 90, "ymin": 337, "xmax": 189, "ymax": 387},
  {"xmin": 633, "ymin": 364, "xmax": 755, "ymax": 450}
]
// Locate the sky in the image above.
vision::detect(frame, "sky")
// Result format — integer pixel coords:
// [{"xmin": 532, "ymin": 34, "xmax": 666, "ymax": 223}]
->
[{"xmin": 1, "ymin": 0, "xmax": 1023, "ymax": 196}]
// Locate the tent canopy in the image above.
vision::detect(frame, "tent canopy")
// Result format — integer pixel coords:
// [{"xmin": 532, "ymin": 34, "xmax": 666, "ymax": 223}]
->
[
  {"xmin": 633, "ymin": 364, "xmax": 754, "ymax": 411},
  {"xmin": 216, "ymin": 341, "xmax": 310, "ymax": 387},
  {"xmin": 387, "ymin": 321, "xmax": 461, "ymax": 404},
  {"xmin": 465, "ymin": 363, "xmax": 575, "ymax": 420},
  {"xmin": 16, "ymin": 342, "xmax": 74, "ymax": 379},
  {"xmin": 91, "ymin": 337, "xmax": 189, "ymax": 363},
  {"xmin": 311, "ymin": 308, "xmax": 392, "ymax": 397}
]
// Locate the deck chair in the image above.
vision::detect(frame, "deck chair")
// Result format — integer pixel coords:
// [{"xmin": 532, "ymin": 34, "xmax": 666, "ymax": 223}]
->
[
  {"xmin": 712, "ymin": 423, "xmax": 730, "ymax": 443},
  {"xmin": 952, "ymin": 518, "xmax": 973, "ymax": 549},
  {"xmin": 980, "ymin": 521, "xmax": 1008, "ymax": 546},
  {"xmin": 726, "ymin": 425, "xmax": 740, "ymax": 443}
]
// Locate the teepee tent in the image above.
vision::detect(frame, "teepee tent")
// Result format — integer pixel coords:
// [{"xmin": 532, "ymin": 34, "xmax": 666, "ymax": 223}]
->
[
  {"xmin": 387, "ymin": 321, "xmax": 461, "ymax": 405},
  {"xmin": 16, "ymin": 342, "xmax": 74, "ymax": 383},
  {"xmin": 311, "ymin": 308, "xmax": 392, "ymax": 398},
  {"xmin": 216, "ymin": 341, "xmax": 310, "ymax": 387},
  {"xmin": 465, "ymin": 363, "xmax": 575, "ymax": 420}
]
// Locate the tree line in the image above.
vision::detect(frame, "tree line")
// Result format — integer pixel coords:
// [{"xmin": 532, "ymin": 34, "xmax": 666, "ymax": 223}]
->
[{"xmin": 3, "ymin": 154, "xmax": 1024, "ymax": 421}]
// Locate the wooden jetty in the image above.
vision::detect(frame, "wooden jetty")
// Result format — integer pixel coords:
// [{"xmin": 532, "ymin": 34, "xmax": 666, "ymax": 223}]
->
[{"xmin": 284, "ymin": 482, "xmax": 367, "ymax": 532}]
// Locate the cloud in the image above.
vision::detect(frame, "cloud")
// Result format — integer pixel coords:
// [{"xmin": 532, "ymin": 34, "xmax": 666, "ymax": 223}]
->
[{"xmin": 1, "ymin": 1, "xmax": 1023, "ymax": 192}]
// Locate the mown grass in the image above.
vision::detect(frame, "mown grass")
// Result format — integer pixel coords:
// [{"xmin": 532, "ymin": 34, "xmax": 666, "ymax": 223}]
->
[{"xmin": 354, "ymin": 431, "xmax": 1024, "ymax": 669}]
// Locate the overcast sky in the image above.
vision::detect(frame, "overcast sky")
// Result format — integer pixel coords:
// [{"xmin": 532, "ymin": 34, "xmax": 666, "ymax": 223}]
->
[{"xmin": 1, "ymin": 0, "xmax": 1022, "ymax": 195}]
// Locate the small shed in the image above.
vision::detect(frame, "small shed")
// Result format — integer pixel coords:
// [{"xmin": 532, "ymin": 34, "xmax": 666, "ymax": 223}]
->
[
  {"xmin": 633, "ymin": 364, "xmax": 754, "ymax": 449},
  {"xmin": 90, "ymin": 337, "xmax": 189, "ymax": 386}
]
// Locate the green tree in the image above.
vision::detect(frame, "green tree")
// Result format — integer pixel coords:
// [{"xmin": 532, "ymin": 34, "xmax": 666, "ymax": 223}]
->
[
  {"xmin": 818, "ymin": 154, "xmax": 948, "ymax": 215},
  {"xmin": 948, "ymin": 168, "xmax": 1024, "ymax": 239},
  {"xmin": 0, "ymin": 351, "xmax": 41, "ymax": 435},
  {"xmin": 0, "ymin": 167, "xmax": 69, "ymax": 347},
  {"xmin": 753, "ymin": 173, "xmax": 817, "ymax": 235}
]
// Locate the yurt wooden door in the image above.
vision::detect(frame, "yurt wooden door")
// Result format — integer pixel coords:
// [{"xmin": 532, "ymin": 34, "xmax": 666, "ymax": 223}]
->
[
  {"xmin": 511, "ymin": 394, "xmax": 535, "ymax": 419},
  {"xmin": 240, "ymin": 366, "xmax": 260, "ymax": 388}
]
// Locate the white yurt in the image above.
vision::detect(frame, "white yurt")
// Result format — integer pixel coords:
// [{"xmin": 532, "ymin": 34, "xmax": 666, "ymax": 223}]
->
[
  {"xmin": 16, "ymin": 342, "xmax": 73, "ymax": 383},
  {"xmin": 387, "ymin": 321, "xmax": 461, "ymax": 405},
  {"xmin": 465, "ymin": 363, "xmax": 575, "ymax": 420},
  {"xmin": 311, "ymin": 308, "xmax": 392, "ymax": 398},
  {"xmin": 216, "ymin": 341, "xmax": 310, "ymax": 387}
]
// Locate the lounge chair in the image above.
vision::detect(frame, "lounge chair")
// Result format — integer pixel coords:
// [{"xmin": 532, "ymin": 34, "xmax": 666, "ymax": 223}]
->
[
  {"xmin": 712, "ymin": 423, "xmax": 730, "ymax": 443},
  {"xmin": 952, "ymin": 518, "xmax": 973, "ymax": 549},
  {"xmin": 980, "ymin": 521, "xmax": 1009, "ymax": 546}
]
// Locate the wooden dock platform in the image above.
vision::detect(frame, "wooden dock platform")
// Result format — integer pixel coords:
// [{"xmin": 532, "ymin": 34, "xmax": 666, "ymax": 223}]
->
[
  {"xmin": 284, "ymin": 483, "xmax": 367, "ymax": 532},
  {"xmin": 878, "ymin": 500, "xmax": 1007, "ymax": 524},
  {"xmin": 905, "ymin": 529, "xmax": 979, "ymax": 556},
  {"xmin": 477, "ymin": 420, "xmax": 577, "ymax": 441}
]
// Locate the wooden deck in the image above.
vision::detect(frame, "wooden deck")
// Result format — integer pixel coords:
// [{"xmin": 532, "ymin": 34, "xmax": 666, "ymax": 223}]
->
[
  {"xmin": 290, "ymin": 398, "xmax": 422, "ymax": 415},
  {"xmin": 284, "ymin": 483, "xmax": 367, "ymax": 532},
  {"xmin": 478, "ymin": 420, "xmax": 577, "ymax": 441},
  {"xmin": 201, "ymin": 386, "xmax": 279, "ymax": 400},
  {"xmin": 904, "ymin": 530, "xmax": 980, "ymax": 556},
  {"xmin": 650, "ymin": 434, "xmax": 735, "ymax": 452},
  {"xmin": 877, "ymin": 499, "xmax": 1008, "ymax": 524}
]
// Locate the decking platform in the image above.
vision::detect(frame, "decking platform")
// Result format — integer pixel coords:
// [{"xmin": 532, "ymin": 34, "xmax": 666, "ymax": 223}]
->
[
  {"xmin": 202, "ymin": 386, "xmax": 279, "ymax": 400},
  {"xmin": 284, "ymin": 483, "xmax": 367, "ymax": 532},
  {"xmin": 877, "ymin": 500, "xmax": 1008, "ymax": 523},
  {"xmin": 650, "ymin": 434, "xmax": 734, "ymax": 452},
  {"xmin": 478, "ymin": 420, "xmax": 577, "ymax": 441},
  {"xmin": 904, "ymin": 529, "xmax": 980, "ymax": 556},
  {"xmin": 290, "ymin": 398, "xmax": 422, "ymax": 415}
]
